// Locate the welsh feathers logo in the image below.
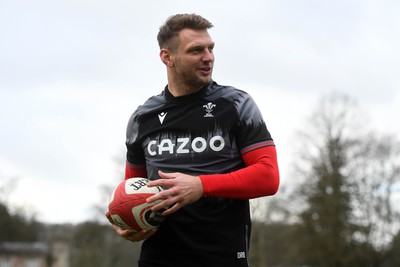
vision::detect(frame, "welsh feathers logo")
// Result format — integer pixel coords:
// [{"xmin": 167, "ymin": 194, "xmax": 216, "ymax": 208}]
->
[{"xmin": 203, "ymin": 102, "xmax": 216, "ymax": 117}]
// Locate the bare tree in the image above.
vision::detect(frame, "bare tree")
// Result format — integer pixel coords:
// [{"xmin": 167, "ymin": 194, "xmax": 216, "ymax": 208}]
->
[{"xmin": 292, "ymin": 93, "xmax": 400, "ymax": 266}]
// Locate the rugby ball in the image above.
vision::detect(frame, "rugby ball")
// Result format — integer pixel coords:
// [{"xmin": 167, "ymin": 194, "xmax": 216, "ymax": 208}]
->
[{"xmin": 108, "ymin": 177, "xmax": 165, "ymax": 232}]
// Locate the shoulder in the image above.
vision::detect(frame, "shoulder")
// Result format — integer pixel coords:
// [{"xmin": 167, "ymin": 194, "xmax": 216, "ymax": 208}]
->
[
  {"xmin": 127, "ymin": 89, "xmax": 166, "ymax": 123},
  {"xmin": 207, "ymin": 82, "xmax": 250, "ymax": 101},
  {"xmin": 126, "ymin": 90, "xmax": 165, "ymax": 140},
  {"xmin": 132, "ymin": 92, "xmax": 166, "ymax": 118},
  {"xmin": 208, "ymin": 82, "xmax": 263, "ymax": 122}
]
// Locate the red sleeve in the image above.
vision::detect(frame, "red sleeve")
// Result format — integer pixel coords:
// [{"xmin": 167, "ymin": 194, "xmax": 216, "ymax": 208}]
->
[
  {"xmin": 125, "ymin": 161, "xmax": 147, "ymax": 179},
  {"xmin": 199, "ymin": 145, "xmax": 280, "ymax": 199}
]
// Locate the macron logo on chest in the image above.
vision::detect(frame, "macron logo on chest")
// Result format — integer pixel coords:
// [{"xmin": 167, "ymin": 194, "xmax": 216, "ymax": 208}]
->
[{"xmin": 158, "ymin": 112, "xmax": 168, "ymax": 124}]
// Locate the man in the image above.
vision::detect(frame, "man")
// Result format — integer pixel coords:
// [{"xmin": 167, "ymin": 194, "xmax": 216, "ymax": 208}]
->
[{"xmin": 107, "ymin": 13, "xmax": 280, "ymax": 267}]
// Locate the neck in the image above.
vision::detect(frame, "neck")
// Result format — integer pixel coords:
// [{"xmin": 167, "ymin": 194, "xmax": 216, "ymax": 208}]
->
[
  {"xmin": 166, "ymin": 68, "xmax": 211, "ymax": 96},
  {"xmin": 167, "ymin": 84, "xmax": 202, "ymax": 97},
  {"xmin": 167, "ymin": 74, "xmax": 206, "ymax": 97}
]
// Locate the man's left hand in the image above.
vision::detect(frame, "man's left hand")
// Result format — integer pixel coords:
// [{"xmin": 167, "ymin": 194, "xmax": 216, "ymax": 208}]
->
[{"xmin": 146, "ymin": 170, "xmax": 204, "ymax": 216}]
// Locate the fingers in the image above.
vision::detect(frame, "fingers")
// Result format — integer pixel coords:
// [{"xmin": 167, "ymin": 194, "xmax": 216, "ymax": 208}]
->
[
  {"xmin": 146, "ymin": 187, "xmax": 174, "ymax": 203},
  {"xmin": 106, "ymin": 211, "xmax": 157, "ymax": 242},
  {"xmin": 158, "ymin": 170, "xmax": 175, "ymax": 179},
  {"xmin": 161, "ymin": 202, "xmax": 181, "ymax": 216},
  {"xmin": 146, "ymin": 171, "xmax": 175, "ymax": 188},
  {"xmin": 149, "ymin": 194, "xmax": 182, "ymax": 216},
  {"xmin": 105, "ymin": 211, "xmax": 114, "ymax": 225},
  {"xmin": 122, "ymin": 228, "xmax": 157, "ymax": 242},
  {"xmin": 146, "ymin": 181, "xmax": 179, "ymax": 213},
  {"xmin": 145, "ymin": 171, "xmax": 203, "ymax": 215}
]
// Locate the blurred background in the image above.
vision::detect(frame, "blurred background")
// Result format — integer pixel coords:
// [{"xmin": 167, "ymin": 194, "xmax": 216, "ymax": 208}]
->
[{"xmin": 1, "ymin": 0, "xmax": 399, "ymax": 266}]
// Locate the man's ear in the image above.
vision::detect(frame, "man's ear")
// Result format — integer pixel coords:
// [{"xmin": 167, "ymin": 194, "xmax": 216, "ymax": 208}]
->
[{"xmin": 160, "ymin": 48, "xmax": 174, "ymax": 67}]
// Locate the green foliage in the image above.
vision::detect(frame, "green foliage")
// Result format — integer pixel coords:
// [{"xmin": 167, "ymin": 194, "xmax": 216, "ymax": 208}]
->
[
  {"xmin": 69, "ymin": 221, "xmax": 141, "ymax": 267},
  {"xmin": 385, "ymin": 231, "xmax": 400, "ymax": 266},
  {"xmin": 250, "ymin": 221, "xmax": 302, "ymax": 267},
  {"xmin": 0, "ymin": 202, "xmax": 41, "ymax": 242},
  {"xmin": 298, "ymin": 136, "xmax": 356, "ymax": 267}
]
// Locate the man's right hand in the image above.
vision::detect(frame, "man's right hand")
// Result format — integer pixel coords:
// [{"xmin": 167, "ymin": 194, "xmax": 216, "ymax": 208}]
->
[{"xmin": 106, "ymin": 211, "xmax": 157, "ymax": 242}]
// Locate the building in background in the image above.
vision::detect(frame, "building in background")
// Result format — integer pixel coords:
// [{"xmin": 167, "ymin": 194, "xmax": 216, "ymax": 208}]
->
[{"xmin": 0, "ymin": 241, "xmax": 69, "ymax": 267}]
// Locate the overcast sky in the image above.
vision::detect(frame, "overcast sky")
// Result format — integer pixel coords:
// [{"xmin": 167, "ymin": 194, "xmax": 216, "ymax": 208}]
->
[{"xmin": 1, "ymin": 0, "xmax": 399, "ymax": 224}]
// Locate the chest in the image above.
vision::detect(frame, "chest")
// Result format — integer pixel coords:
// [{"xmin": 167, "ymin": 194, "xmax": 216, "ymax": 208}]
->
[{"xmin": 138, "ymin": 98, "xmax": 240, "ymax": 161}]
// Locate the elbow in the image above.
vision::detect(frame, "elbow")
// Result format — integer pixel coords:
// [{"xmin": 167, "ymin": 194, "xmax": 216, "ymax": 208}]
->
[{"xmin": 262, "ymin": 167, "xmax": 280, "ymax": 196}]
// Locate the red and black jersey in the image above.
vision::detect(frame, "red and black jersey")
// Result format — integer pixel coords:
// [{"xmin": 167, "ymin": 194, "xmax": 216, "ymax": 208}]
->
[{"xmin": 125, "ymin": 81, "xmax": 279, "ymax": 267}]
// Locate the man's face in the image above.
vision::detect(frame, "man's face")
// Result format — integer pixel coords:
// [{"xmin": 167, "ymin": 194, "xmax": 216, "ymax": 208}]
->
[{"xmin": 171, "ymin": 28, "xmax": 215, "ymax": 89}]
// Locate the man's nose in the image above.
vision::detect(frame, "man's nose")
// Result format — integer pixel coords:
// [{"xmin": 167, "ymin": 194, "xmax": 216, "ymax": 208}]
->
[{"xmin": 202, "ymin": 49, "xmax": 214, "ymax": 62}]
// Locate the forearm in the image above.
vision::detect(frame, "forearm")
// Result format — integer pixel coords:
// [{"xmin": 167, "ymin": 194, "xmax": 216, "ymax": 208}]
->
[{"xmin": 199, "ymin": 146, "xmax": 280, "ymax": 199}]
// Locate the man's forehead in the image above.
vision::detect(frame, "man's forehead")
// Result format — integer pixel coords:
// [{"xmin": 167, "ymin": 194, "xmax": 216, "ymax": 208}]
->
[{"xmin": 178, "ymin": 28, "xmax": 214, "ymax": 45}]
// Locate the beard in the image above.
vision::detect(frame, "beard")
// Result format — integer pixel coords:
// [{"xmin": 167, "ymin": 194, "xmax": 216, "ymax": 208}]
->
[{"xmin": 174, "ymin": 58, "xmax": 213, "ymax": 91}]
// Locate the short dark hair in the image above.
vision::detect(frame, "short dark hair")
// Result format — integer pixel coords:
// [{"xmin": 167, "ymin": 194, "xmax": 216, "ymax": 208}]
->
[{"xmin": 157, "ymin": 14, "xmax": 214, "ymax": 50}]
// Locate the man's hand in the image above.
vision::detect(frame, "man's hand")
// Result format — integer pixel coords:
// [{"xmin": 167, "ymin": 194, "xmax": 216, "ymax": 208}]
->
[
  {"xmin": 146, "ymin": 171, "xmax": 204, "ymax": 216},
  {"xmin": 105, "ymin": 211, "xmax": 156, "ymax": 242}
]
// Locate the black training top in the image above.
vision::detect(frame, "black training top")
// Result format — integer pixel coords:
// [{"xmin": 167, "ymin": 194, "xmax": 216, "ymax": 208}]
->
[{"xmin": 126, "ymin": 81, "xmax": 272, "ymax": 267}]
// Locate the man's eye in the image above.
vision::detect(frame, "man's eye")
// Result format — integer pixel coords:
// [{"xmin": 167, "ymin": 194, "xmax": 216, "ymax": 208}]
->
[{"xmin": 193, "ymin": 48, "xmax": 202, "ymax": 53}]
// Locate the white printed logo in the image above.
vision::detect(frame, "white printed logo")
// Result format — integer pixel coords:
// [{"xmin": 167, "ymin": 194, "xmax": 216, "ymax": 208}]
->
[
  {"xmin": 158, "ymin": 112, "xmax": 168, "ymax": 124},
  {"xmin": 203, "ymin": 102, "xmax": 216, "ymax": 117},
  {"xmin": 147, "ymin": 136, "xmax": 225, "ymax": 156},
  {"xmin": 237, "ymin": 252, "xmax": 246, "ymax": 259}
]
